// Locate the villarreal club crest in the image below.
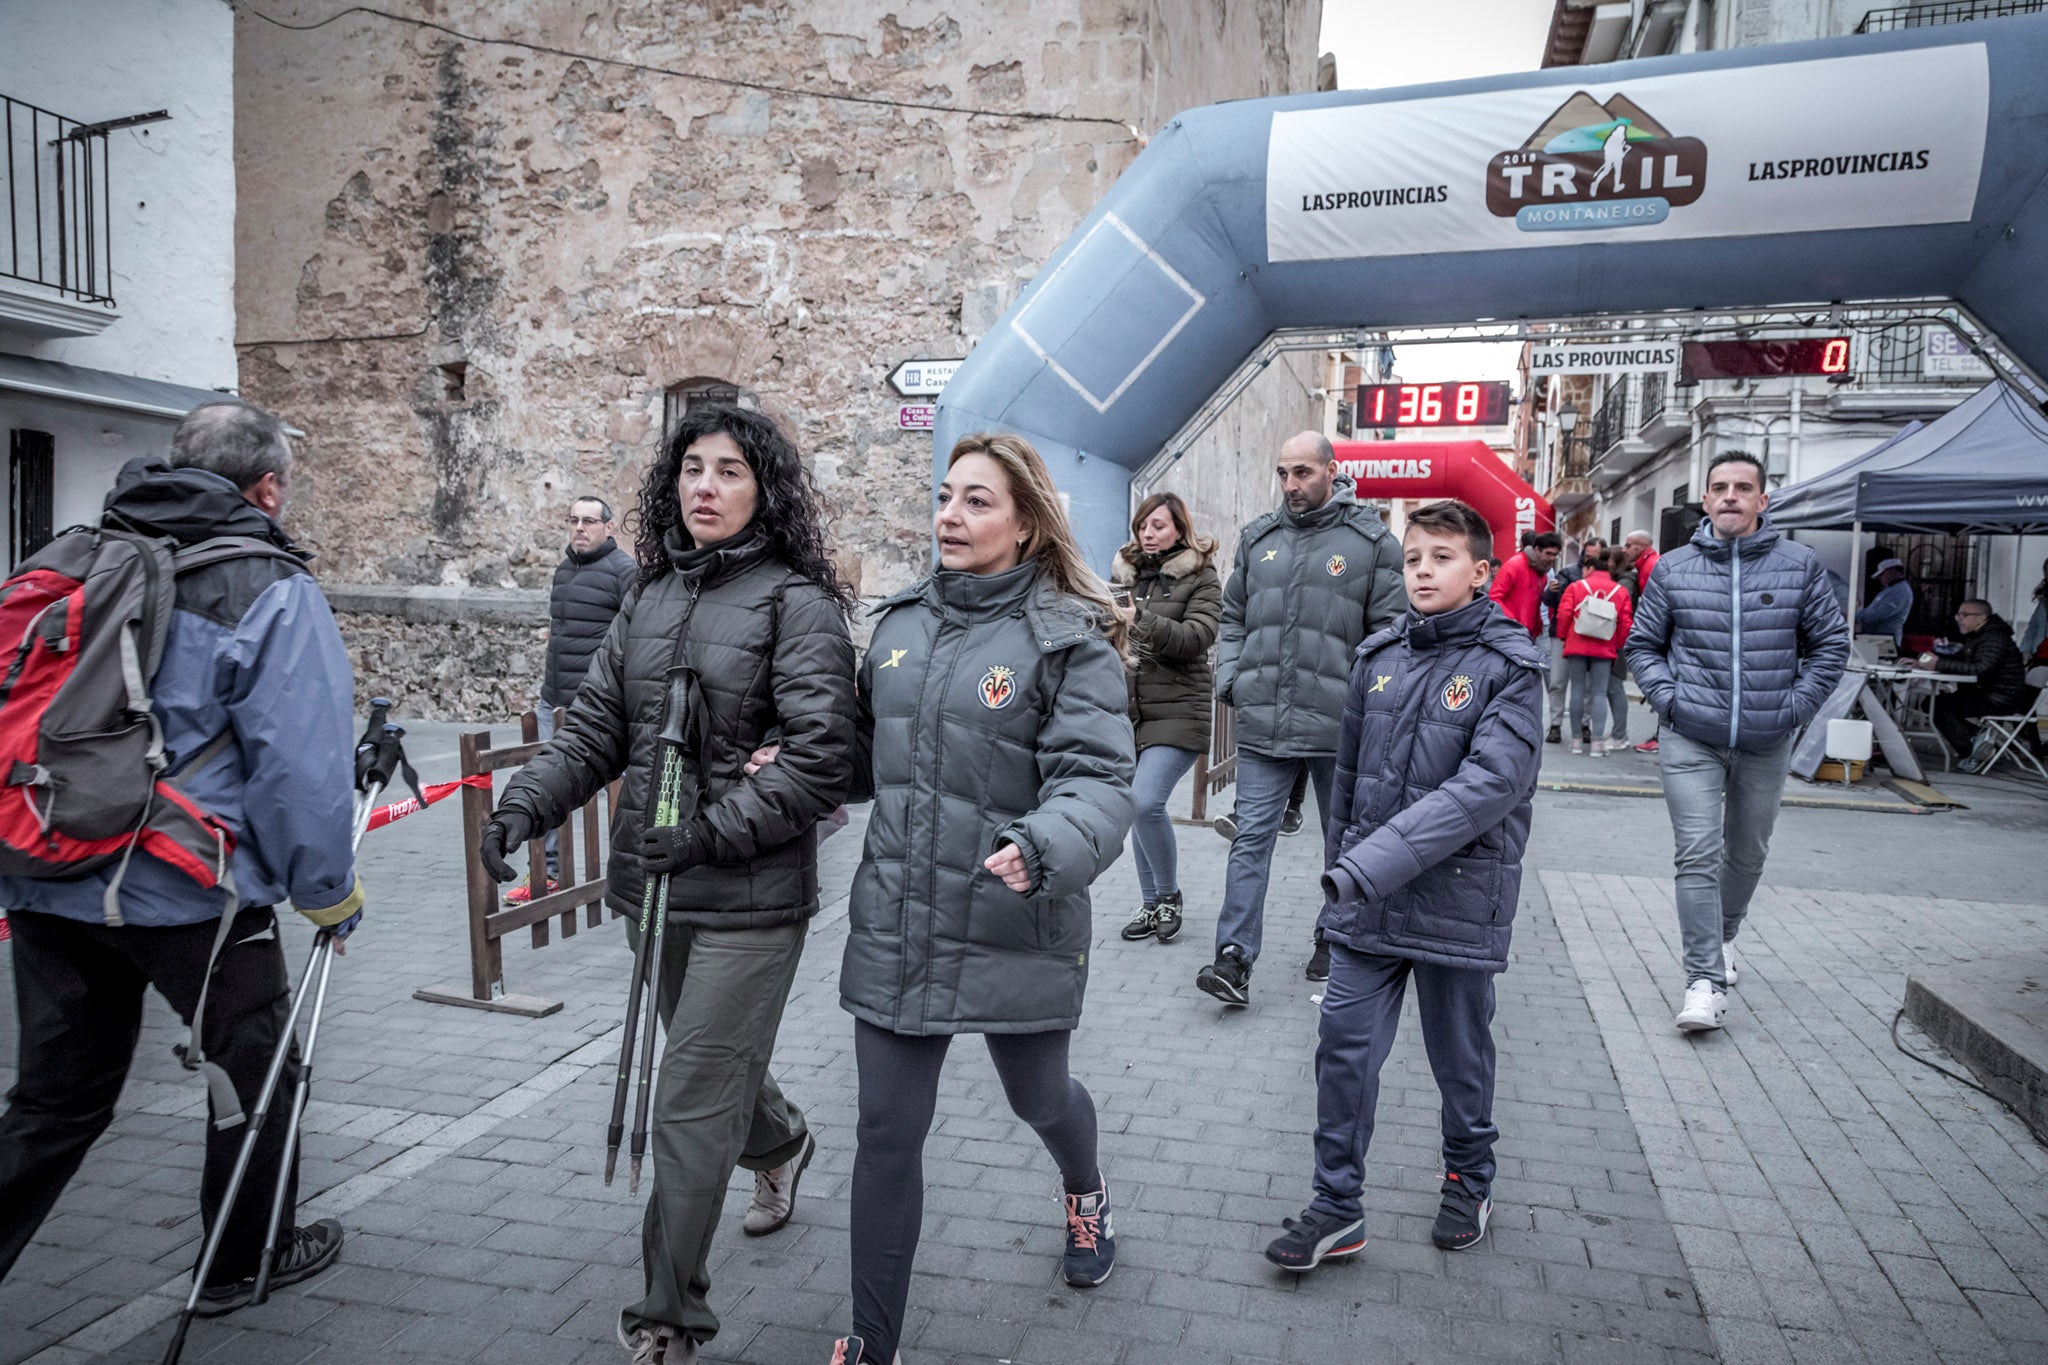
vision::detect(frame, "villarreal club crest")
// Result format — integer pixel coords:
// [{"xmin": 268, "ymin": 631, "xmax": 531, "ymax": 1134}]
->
[
  {"xmin": 979, "ymin": 664, "xmax": 1017, "ymax": 710},
  {"xmin": 1441, "ymin": 674, "xmax": 1475, "ymax": 713},
  {"xmin": 1326, "ymin": 554, "xmax": 1347, "ymax": 577}
]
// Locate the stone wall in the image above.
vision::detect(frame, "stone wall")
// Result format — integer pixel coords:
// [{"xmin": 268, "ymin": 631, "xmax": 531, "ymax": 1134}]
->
[{"xmin": 234, "ymin": 0, "xmax": 1322, "ymax": 717}]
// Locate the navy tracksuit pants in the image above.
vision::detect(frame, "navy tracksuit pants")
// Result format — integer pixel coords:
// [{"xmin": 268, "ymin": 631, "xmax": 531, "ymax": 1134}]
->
[{"xmin": 1311, "ymin": 942, "xmax": 1499, "ymax": 1223}]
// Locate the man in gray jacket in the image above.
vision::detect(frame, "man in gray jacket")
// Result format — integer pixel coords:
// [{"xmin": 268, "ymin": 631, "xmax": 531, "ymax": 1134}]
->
[
  {"xmin": 1197, "ymin": 432, "xmax": 1405, "ymax": 1005},
  {"xmin": 1625, "ymin": 451, "xmax": 1847, "ymax": 1034}
]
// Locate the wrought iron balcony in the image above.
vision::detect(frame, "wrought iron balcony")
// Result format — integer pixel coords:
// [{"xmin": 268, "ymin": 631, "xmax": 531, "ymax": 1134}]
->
[
  {"xmin": 3, "ymin": 93, "xmax": 115, "ymax": 311},
  {"xmin": 1857, "ymin": 1, "xmax": 2044, "ymax": 32},
  {"xmin": 1589, "ymin": 376, "xmax": 1632, "ymax": 459}
]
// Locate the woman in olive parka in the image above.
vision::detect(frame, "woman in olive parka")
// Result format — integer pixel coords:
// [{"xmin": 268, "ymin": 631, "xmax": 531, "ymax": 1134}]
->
[{"xmin": 827, "ymin": 433, "xmax": 1135, "ymax": 1365}]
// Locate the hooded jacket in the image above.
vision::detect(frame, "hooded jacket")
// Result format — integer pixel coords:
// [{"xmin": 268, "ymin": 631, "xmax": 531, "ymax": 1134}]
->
[
  {"xmin": 841, "ymin": 563, "xmax": 1134, "ymax": 1036},
  {"xmin": 542, "ymin": 536, "xmax": 637, "ymax": 708},
  {"xmin": 1937, "ymin": 613, "xmax": 2031, "ymax": 711},
  {"xmin": 498, "ymin": 527, "xmax": 855, "ymax": 928},
  {"xmin": 1318, "ymin": 595, "xmax": 1546, "ymax": 974},
  {"xmin": 1110, "ymin": 542, "xmax": 1221, "ymax": 754},
  {"xmin": 1214, "ymin": 475, "xmax": 1405, "ymax": 759},
  {"xmin": 0, "ymin": 458, "xmax": 359, "ymax": 929},
  {"xmin": 1624, "ymin": 516, "xmax": 1850, "ymax": 753}
]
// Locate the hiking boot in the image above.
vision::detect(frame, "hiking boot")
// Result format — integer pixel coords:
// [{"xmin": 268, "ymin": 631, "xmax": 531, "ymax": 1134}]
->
[
  {"xmin": 1305, "ymin": 938, "xmax": 1330, "ymax": 982},
  {"xmin": 195, "ymin": 1218, "xmax": 343, "ymax": 1317},
  {"xmin": 1280, "ymin": 805, "xmax": 1305, "ymax": 836},
  {"xmin": 619, "ymin": 1321, "xmax": 697, "ymax": 1364},
  {"xmin": 744, "ymin": 1130, "xmax": 814, "ymax": 1236},
  {"xmin": 1212, "ymin": 811, "xmax": 1239, "ymax": 841},
  {"xmin": 1264, "ymin": 1207, "xmax": 1366, "ymax": 1272},
  {"xmin": 1061, "ymin": 1179, "xmax": 1116, "ymax": 1287},
  {"xmin": 1721, "ymin": 939, "xmax": 1739, "ymax": 989},
  {"xmin": 504, "ymin": 878, "xmax": 560, "ymax": 906},
  {"xmin": 1431, "ymin": 1173, "xmax": 1492, "ymax": 1251},
  {"xmin": 1120, "ymin": 901, "xmax": 1160, "ymax": 941},
  {"xmin": 1545, "ymin": 724, "xmax": 1562, "ymax": 745},
  {"xmin": 1152, "ymin": 891, "xmax": 1184, "ymax": 944},
  {"xmin": 1196, "ymin": 946, "xmax": 1251, "ymax": 1007},
  {"xmin": 1675, "ymin": 980, "xmax": 1727, "ymax": 1033},
  {"xmin": 827, "ymin": 1337, "xmax": 899, "ymax": 1365}
]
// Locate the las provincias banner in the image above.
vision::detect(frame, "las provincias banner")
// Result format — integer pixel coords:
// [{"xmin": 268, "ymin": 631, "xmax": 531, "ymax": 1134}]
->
[{"xmin": 1266, "ymin": 44, "xmax": 1988, "ymax": 263}]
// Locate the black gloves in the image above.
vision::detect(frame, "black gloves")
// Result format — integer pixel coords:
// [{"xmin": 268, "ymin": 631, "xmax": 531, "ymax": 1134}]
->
[
  {"xmin": 478, "ymin": 811, "xmax": 537, "ymax": 883},
  {"xmin": 634, "ymin": 819, "xmax": 711, "ymax": 876}
]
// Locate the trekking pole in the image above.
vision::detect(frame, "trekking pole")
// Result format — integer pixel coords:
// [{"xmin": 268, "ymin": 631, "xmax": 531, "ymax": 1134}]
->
[
  {"xmin": 622, "ymin": 669, "xmax": 696, "ymax": 1194},
  {"xmin": 247, "ymin": 782, "xmax": 383, "ymax": 1307}
]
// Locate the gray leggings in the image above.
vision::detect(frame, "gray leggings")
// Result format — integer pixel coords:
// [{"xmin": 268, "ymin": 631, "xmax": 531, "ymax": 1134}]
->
[{"xmin": 850, "ymin": 1020, "xmax": 1100, "ymax": 1363}]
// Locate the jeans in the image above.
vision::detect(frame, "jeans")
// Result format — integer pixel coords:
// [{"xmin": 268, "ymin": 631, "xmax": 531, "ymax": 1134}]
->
[
  {"xmin": 850, "ymin": 1022, "xmax": 1099, "ymax": 1364},
  {"xmin": 621, "ymin": 918, "xmax": 809, "ymax": 1344},
  {"xmin": 1566, "ymin": 656, "xmax": 1612, "ymax": 741},
  {"xmin": 1657, "ymin": 728, "xmax": 1794, "ymax": 988},
  {"xmin": 1933, "ymin": 687, "xmax": 1999, "ymax": 757},
  {"xmin": 1606, "ymin": 657, "xmax": 1630, "ymax": 741},
  {"xmin": 1311, "ymin": 944, "xmax": 1498, "ymax": 1222},
  {"xmin": 0, "ymin": 907, "xmax": 301, "ymax": 1284},
  {"xmin": 1130, "ymin": 744, "xmax": 1200, "ymax": 902},
  {"xmin": 1214, "ymin": 751, "xmax": 1334, "ymax": 964},
  {"xmin": 1546, "ymin": 636, "xmax": 1569, "ymax": 729},
  {"xmin": 535, "ymin": 697, "xmax": 560, "ymax": 878}
]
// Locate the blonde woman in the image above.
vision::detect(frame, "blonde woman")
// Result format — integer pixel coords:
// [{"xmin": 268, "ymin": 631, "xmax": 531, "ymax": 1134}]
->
[{"xmin": 828, "ymin": 434, "xmax": 1135, "ymax": 1365}]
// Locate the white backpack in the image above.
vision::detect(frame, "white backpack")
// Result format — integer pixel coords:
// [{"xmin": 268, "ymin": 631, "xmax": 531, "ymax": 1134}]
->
[{"xmin": 1576, "ymin": 583, "xmax": 1622, "ymax": 641}]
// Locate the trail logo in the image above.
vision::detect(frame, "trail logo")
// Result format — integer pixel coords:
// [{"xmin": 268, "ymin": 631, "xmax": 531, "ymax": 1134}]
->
[
  {"xmin": 1486, "ymin": 92, "xmax": 1707, "ymax": 233},
  {"xmin": 1326, "ymin": 554, "xmax": 1348, "ymax": 577},
  {"xmin": 978, "ymin": 665, "xmax": 1017, "ymax": 710},
  {"xmin": 1441, "ymin": 674, "xmax": 1475, "ymax": 713}
]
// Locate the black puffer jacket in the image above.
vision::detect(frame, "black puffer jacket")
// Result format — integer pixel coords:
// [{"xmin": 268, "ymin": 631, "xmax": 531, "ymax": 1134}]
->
[
  {"xmin": 498, "ymin": 528, "xmax": 856, "ymax": 928},
  {"xmin": 1937, "ymin": 614, "xmax": 2031, "ymax": 711},
  {"xmin": 542, "ymin": 538, "xmax": 638, "ymax": 707},
  {"xmin": 1111, "ymin": 542, "xmax": 1222, "ymax": 754}
]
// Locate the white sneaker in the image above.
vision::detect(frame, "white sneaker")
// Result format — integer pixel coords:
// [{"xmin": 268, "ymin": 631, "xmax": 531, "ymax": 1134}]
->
[
  {"xmin": 1590, "ymin": 739, "xmax": 1606, "ymax": 758},
  {"xmin": 1722, "ymin": 940, "xmax": 1739, "ymax": 988},
  {"xmin": 1675, "ymin": 980, "xmax": 1727, "ymax": 1032},
  {"xmin": 1570, "ymin": 740, "xmax": 1584, "ymax": 755}
]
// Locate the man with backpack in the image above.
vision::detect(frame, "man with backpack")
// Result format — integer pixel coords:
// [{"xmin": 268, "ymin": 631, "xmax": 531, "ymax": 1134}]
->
[{"xmin": 0, "ymin": 401, "xmax": 362, "ymax": 1312}]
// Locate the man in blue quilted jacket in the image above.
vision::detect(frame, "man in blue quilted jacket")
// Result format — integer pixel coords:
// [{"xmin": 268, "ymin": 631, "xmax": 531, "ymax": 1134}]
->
[
  {"xmin": 1265, "ymin": 499, "xmax": 1544, "ymax": 1273},
  {"xmin": 1624, "ymin": 452, "xmax": 1848, "ymax": 1034}
]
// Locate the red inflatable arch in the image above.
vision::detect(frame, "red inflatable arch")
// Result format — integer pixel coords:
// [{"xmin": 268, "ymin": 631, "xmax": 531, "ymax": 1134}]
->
[{"xmin": 1332, "ymin": 440, "xmax": 1555, "ymax": 559}]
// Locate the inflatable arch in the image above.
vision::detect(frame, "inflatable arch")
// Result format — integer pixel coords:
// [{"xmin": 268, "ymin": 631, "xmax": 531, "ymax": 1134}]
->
[
  {"xmin": 1335, "ymin": 441, "xmax": 1555, "ymax": 556},
  {"xmin": 934, "ymin": 18, "xmax": 2048, "ymax": 565}
]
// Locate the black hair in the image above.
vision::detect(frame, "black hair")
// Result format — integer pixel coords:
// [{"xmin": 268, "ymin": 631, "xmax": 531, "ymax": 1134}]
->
[
  {"xmin": 570, "ymin": 494, "xmax": 614, "ymax": 522},
  {"xmin": 2034, "ymin": 557, "xmax": 2048, "ymax": 605},
  {"xmin": 1405, "ymin": 498, "xmax": 1493, "ymax": 564},
  {"xmin": 1707, "ymin": 448, "xmax": 1767, "ymax": 484},
  {"xmin": 630, "ymin": 402, "xmax": 856, "ymax": 609},
  {"xmin": 1528, "ymin": 531, "xmax": 1563, "ymax": 551}
]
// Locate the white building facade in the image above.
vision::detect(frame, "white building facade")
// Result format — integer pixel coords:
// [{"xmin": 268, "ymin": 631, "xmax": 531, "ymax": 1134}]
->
[{"xmin": 0, "ymin": 0, "xmax": 239, "ymax": 564}]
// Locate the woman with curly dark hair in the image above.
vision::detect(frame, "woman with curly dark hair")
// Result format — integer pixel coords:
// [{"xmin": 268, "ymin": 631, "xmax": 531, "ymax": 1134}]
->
[{"xmin": 480, "ymin": 402, "xmax": 857, "ymax": 1365}]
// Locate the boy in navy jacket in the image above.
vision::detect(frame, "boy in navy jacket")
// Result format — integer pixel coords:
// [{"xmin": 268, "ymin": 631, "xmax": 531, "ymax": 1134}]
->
[{"xmin": 1266, "ymin": 499, "xmax": 1546, "ymax": 1271}]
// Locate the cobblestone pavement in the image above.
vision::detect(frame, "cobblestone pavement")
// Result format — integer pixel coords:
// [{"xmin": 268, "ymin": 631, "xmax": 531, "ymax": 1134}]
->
[{"xmin": 2, "ymin": 713, "xmax": 2043, "ymax": 1363}]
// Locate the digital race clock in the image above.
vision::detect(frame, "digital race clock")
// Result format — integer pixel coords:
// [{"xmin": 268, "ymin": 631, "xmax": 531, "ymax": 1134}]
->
[
  {"xmin": 1680, "ymin": 337, "xmax": 1851, "ymax": 380},
  {"xmin": 1356, "ymin": 381, "xmax": 1512, "ymax": 428}
]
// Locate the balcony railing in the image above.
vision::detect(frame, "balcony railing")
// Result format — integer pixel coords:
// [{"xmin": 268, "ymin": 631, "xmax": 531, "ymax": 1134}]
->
[
  {"xmin": 2, "ymin": 94, "xmax": 114, "ymax": 306},
  {"xmin": 1857, "ymin": 1, "xmax": 2044, "ymax": 31},
  {"xmin": 1589, "ymin": 376, "xmax": 1632, "ymax": 458},
  {"xmin": 1638, "ymin": 372, "xmax": 1668, "ymax": 429}
]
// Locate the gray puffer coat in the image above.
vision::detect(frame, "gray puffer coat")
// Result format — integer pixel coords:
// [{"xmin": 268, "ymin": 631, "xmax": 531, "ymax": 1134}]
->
[
  {"xmin": 499, "ymin": 528, "xmax": 856, "ymax": 929},
  {"xmin": 841, "ymin": 563, "xmax": 1135, "ymax": 1036},
  {"xmin": 1111, "ymin": 542, "xmax": 1222, "ymax": 754},
  {"xmin": 1625, "ymin": 516, "xmax": 1849, "ymax": 753},
  {"xmin": 542, "ymin": 538, "xmax": 637, "ymax": 708},
  {"xmin": 1215, "ymin": 476, "xmax": 1405, "ymax": 759}
]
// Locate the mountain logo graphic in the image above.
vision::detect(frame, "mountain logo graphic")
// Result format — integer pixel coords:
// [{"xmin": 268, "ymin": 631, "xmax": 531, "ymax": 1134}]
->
[{"xmin": 1485, "ymin": 92, "xmax": 1708, "ymax": 233}]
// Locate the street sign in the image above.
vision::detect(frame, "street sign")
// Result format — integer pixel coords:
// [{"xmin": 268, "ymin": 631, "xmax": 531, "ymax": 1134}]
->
[
  {"xmin": 1923, "ymin": 329, "xmax": 1992, "ymax": 379},
  {"xmin": 897, "ymin": 404, "xmax": 936, "ymax": 430},
  {"xmin": 888, "ymin": 358, "xmax": 964, "ymax": 397},
  {"xmin": 1528, "ymin": 341, "xmax": 1680, "ymax": 376}
]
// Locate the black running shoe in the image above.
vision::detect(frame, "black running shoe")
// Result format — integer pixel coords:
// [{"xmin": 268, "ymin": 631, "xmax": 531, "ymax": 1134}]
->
[
  {"xmin": 1430, "ymin": 1173, "xmax": 1492, "ymax": 1251},
  {"xmin": 195, "ymin": 1218, "xmax": 344, "ymax": 1317},
  {"xmin": 1264, "ymin": 1208, "xmax": 1366, "ymax": 1272},
  {"xmin": 1545, "ymin": 724, "xmax": 1562, "ymax": 745},
  {"xmin": 1305, "ymin": 938, "xmax": 1330, "ymax": 982},
  {"xmin": 1279, "ymin": 805, "xmax": 1304, "ymax": 836},
  {"xmin": 1196, "ymin": 946, "xmax": 1251, "ymax": 1006},
  {"xmin": 1119, "ymin": 902, "xmax": 1159, "ymax": 941},
  {"xmin": 1152, "ymin": 891, "xmax": 1184, "ymax": 944}
]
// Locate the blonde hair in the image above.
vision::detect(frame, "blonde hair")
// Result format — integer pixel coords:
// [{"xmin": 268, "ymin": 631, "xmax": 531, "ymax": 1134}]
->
[{"xmin": 947, "ymin": 433, "xmax": 1132, "ymax": 660}]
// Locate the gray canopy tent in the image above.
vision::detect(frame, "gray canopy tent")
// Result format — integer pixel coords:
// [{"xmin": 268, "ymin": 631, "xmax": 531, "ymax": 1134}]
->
[{"xmin": 1767, "ymin": 381, "xmax": 2048, "ymax": 623}]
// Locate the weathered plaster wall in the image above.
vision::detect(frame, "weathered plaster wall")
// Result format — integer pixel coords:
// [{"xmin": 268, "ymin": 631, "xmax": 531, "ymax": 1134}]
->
[
  {"xmin": 0, "ymin": 0, "xmax": 237, "ymax": 389},
  {"xmin": 234, "ymin": 0, "xmax": 1321, "ymax": 716}
]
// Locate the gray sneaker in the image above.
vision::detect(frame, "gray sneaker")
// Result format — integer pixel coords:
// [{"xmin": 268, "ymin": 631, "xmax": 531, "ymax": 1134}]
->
[
  {"xmin": 620, "ymin": 1322, "xmax": 697, "ymax": 1364},
  {"xmin": 744, "ymin": 1129, "xmax": 815, "ymax": 1237}
]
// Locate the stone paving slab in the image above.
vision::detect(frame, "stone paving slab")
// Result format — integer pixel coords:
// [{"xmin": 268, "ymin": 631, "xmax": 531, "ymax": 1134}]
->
[{"xmin": 3, "ymin": 722, "xmax": 1709, "ymax": 1364}]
